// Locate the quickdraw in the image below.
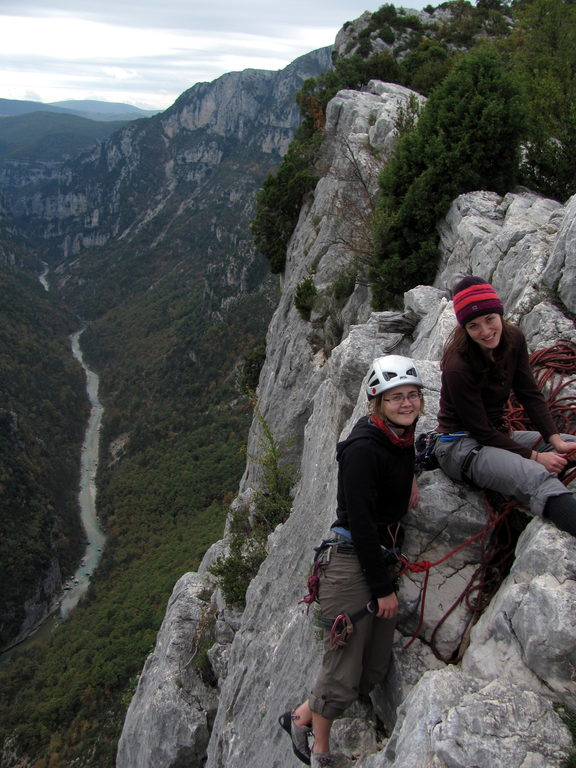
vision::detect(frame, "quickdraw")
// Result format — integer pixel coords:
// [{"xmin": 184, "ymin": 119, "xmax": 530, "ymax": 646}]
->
[
  {"xmin": 329, "ymin": 613, "xmax": 354, "ymax": 650},
  {"xmin": 319, "ymin": 601, "xmax": 377, "ymax": 650}
]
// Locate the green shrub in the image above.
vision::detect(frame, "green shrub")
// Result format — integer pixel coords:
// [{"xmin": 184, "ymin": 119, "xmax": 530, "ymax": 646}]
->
[
  {"xmin": 209, "ymin": 410, "xmax": 296, "ymax": 607},
  {"xmin": 294, "ymin": 276, "xmax": 318, "ymax": 320},
  {"xmin": 250, "ymin": 134, "xmax": 321, "ymax": 273},
  {"xmin": 400, "ymin": 41, "xmax": 454, "ymax": 96},
  {"xmin": 332, "ymin": 268, "xmax": 357, "ymax": 305},
  {"xmin": 372, "ymin": 4, "xmax": 398, "ymax": 25},
  {"xmin": 208, "ymin": 519, "xmax": 267, "ymax": 608},
  {"xmin": 236, "ymin": 341, "xmax": 267, "ymax": 396},
  {"xmin": 508, "ymin": 0, "xmax": 576, "ymax": 202},
  {"xmin": 378, "ymin": 26, "xmax": 396, "ymax": 45}
]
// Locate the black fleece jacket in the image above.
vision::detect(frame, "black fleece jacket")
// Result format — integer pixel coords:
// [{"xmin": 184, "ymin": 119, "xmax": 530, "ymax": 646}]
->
[{"xmin": 332, "ymin": 416, "xmax": 415, "ymax": 598}]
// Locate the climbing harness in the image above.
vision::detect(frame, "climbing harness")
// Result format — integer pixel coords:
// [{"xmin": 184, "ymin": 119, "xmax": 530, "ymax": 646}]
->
[
  {"xmin": 299, "ymin": 534, "xmax": 395, "ymax": 650},
  {"xmin": 299, "ymin": 538, "xmax": 336, "ymax": 612}
]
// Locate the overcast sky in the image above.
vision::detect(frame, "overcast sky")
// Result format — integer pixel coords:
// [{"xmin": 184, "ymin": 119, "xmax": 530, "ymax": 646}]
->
[{"xmin": 0, "ymin": 1, "xmax": 431, "ymax": 110}]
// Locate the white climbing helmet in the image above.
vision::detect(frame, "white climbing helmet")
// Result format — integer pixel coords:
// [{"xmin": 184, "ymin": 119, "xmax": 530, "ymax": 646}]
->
[{"xmin": 365, "ymin": 355, "xmax": 423, "ymax": 398}]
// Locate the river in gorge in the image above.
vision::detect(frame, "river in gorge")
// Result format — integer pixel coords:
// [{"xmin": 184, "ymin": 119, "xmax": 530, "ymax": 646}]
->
[
  {"xmin": 61, "ymin": 328, "xmax": 106, "ymax": 615},
  {"xmin": 0, "ymin": 327, "xmax": 106, "ymax": 663}
]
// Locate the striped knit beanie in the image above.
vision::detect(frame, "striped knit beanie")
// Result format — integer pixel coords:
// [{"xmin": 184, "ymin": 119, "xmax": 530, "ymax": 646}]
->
[{"xmin": 452, "ymin": 276, "xmax": 504, "ymax": 326}]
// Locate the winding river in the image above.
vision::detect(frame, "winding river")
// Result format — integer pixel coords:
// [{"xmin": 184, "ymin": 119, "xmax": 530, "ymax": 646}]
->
[
  {"xmin": 0, "ymin": 328, "xmax": 106, "ymax": 664},
  {"xmin": 61, "ymin": 329, "xmax": 106, "ymax": 616}
]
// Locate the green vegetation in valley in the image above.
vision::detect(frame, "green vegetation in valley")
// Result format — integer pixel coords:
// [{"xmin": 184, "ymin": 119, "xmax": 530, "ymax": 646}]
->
[
  {"xmin": 0, "ymin": 265, "xmax": 87, "ymax": 648},
  {"xmin": 0, "ymin": 207, "xmax": 276, "ymax": 766},
  {"xmin": 0, "ymin": 373, "xmax": 255, "ymax": 766},
  {"xmin": 0, "ymin": 501, "xmax": 224, "ymax": 766}
]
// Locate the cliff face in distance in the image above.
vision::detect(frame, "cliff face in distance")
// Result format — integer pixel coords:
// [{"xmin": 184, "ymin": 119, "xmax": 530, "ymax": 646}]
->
[{"xmin": 117, "ymin": 80, "xmax": 576, "ymax": 768}]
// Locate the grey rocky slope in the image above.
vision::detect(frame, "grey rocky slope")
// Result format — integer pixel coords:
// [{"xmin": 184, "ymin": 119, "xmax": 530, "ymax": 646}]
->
[{"xmin": 117, "ymin": 81, "xmax": 576, "ymax": 768}]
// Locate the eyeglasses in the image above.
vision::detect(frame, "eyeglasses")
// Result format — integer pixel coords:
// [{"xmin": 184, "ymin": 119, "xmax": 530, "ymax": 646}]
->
[{"xmin": 381, "ymin": 391, "xmax": 422, "ymax": 404}]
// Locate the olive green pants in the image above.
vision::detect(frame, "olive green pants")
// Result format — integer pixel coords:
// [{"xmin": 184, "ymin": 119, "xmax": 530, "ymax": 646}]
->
[{"xmin": 309, "ymin": 548, "xmax": 396, "ymax": 721}]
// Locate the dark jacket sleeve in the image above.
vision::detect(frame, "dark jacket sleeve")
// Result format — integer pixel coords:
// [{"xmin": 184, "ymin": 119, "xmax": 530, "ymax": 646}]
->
[
  {"xmin": 510, "ymin": 332, "xmax": 558, "ymax": 442},
  {"xmin": 338, "ymin": 440, "xmax": 396, "ymax": 597}
]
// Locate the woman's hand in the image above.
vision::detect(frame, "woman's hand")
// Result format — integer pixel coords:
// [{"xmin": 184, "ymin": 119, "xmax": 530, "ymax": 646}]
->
[
  {"xmin": 549, "ymin": 434, "xmax": 576, "ymax": 455},
  {"xmin": 376, "ymin": 592, "xmax": 399, "ymax": 619},
  {"xmin": 409, "ymin": 476, "xmax": 420, "ymax": 507},
  {"xmin": 534, "ymin": 450, "xmax": 567, "ymax": 474}
]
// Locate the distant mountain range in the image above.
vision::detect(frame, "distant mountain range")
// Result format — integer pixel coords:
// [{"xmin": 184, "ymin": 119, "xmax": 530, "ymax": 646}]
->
[
  {"xmin": 0, "ymin": 97, "xmax": 161, "ymax": 122},
  {"xmin": 0, "ymin": 99, "xmax": 162, "ymax": 164}
]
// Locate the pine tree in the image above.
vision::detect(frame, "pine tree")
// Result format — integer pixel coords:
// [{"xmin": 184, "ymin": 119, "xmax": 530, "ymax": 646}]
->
[{"xmin": 372, "ymin": 47, "xmax": 525, "ymax": 307}]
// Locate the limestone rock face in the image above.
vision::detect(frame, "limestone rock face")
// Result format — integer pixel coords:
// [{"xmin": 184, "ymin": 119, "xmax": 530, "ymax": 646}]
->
[
  {"xmin": 543, "ymin": 193, "xmax": 576, "ymax": 313},
  {"xmin": 239, "ymin": 79, "xmax": 423, "ymax": 485},
  {"xmin": 117, "ymin": 83, "xmax": 576, "ymax": 768},
  {"xmin": 116, "ymin": 573, "xmax": 218, "ymax": 768}
]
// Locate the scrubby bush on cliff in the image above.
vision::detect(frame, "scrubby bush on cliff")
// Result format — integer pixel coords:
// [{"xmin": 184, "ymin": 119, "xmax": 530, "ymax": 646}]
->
[
  {"xmin": 294, "ymin": 275, "xmax": 318, "ymax": 320},
  {"xmin": 371, "ymin": 47, "xmax": 524, "ymax": 307},
  {"xmin": 250, "ymin": 133, "xmax": 322, "ymax": 274},
  {"xmin": 209, "ymin": 410, "xmax": 296, "ymax": 607},
  {"xmin": 249, "ymin": 1, "xmax": 517, "ymax": 277}
]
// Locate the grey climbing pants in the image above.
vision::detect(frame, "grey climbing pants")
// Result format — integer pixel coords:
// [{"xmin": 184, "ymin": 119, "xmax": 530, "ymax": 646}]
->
[
  {"xmin": 309, "ymin": 548, "xmax": 396, "ymax": 721},
  {"xmin": 435, "ymin": 430, "xmax": 576, "ymax": 517}
]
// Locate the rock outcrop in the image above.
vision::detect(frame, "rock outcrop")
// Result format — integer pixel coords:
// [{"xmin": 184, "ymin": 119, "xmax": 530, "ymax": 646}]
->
[{"xmin": 117, "ymin": 79, "xmax": 576, "ymax": 768}]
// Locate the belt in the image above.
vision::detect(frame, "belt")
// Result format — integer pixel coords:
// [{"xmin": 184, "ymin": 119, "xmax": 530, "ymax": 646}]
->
[
  {"xmin": 334, "ymin": 538, "xmax": 401, "ymax": 563},
  {"xmin": 438, "ymin": 431, "xmax": 468, "ymax": 443},
  {"xmin": 336, "ymin": 541, "xmax": 356, "ymax": 555}
]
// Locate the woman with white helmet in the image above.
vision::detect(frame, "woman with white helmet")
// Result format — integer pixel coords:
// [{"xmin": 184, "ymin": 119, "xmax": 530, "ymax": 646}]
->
[{"xmin": 279, "ymin": 355, "xmax": 423, "ymax": 768}]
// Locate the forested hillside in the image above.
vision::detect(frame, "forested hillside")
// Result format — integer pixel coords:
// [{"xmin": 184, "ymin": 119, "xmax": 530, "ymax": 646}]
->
[
  {"xmin": 0, "ymin": 268, "xmax": 87, "ymax": 647},
  {"xmin": 0, "ymin": 112, "xmax": 127, "ymax": 161}
]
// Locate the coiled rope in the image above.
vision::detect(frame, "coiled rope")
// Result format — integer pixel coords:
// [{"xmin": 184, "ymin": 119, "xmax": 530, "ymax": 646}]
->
[{"xmin": 400, "ymin": 339, "xmax": 576, "ymax": 662}]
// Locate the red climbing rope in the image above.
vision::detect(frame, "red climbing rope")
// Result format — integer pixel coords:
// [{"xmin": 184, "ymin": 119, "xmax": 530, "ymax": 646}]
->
[{"xmin": 400, "ymin": 339, "xmax": 576, "ymax": 661}]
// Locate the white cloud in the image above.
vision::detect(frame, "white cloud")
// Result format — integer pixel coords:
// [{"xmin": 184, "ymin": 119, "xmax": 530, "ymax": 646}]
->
[{"xmin": 0, "ymin": 1, "xmax": 432, "ymax": 109}]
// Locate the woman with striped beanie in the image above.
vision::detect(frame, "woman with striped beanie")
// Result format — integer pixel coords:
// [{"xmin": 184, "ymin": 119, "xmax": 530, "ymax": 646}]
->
[{"xmin": 435, "ymin": 276, "xmax": 576, "ymax": 536}]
